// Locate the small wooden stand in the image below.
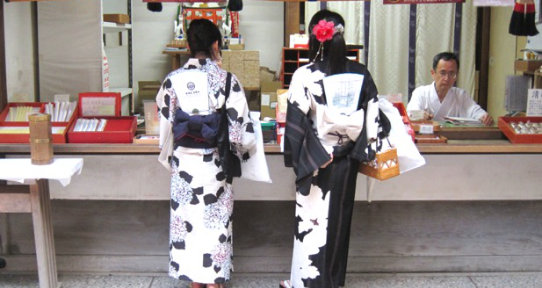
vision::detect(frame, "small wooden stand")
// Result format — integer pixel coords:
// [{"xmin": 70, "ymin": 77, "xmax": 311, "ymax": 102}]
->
[{"xmin": 29, "ymin": 113, "xmax": 53, "ymax": 165}]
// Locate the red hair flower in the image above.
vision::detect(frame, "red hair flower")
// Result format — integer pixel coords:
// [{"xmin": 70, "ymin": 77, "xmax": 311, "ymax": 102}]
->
[{"xmin": 312, "ymin": 20, "xmax": 335, "ymax": 43}]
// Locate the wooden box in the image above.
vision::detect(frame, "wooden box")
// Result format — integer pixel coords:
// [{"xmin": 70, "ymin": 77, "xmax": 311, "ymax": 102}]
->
[
  {"xmin": 103, "ymin": 14, "xmax": 130, "ymax": 24},
  {"xmin": 411, "ymin": 120, "xmax": 447, "ymax": 143},
  {"xmin": 411, "ymin": 120, "xmax": 441, "ymax": 133},
  {"xmin": 514, "ymin": 60, "xmax": 542, "ymax": 73},
  {"xmin": 67, "ymin": 92, "xmax": 137, "ymax": 143},
  {"xmin": 498, "ymin": 116, "xmax": 542, "ymax": 144},
  {"xmin": 415, "ymin": 134, "xmax": 448, "ymax": 144},
  {"xmin": 0, "ymin": 102, "xmax": 76, "ymax": 143}
]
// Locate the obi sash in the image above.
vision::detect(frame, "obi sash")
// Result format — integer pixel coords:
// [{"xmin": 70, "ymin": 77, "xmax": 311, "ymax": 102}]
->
[{"xmin": 172, "ymin": 109, "xmax": 221, "ymax": 148}]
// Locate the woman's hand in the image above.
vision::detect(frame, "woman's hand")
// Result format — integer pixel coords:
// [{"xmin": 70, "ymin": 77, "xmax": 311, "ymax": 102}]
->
[{"xmin": 320, "ymin": 153, "xmax": 334, "ymax": 168}]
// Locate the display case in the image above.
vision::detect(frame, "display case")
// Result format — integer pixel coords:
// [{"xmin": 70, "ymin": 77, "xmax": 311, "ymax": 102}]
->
[
  {"xmin": 67, "ymin": 92, "xmax": 137, "ymax": 143},
  {"xmin": 0, "ymin": 102, "xmax": 77, "ymax": 143},
  {"xmin": 498, "ymin": 116, "xmax": 542, "ymax": 144}
]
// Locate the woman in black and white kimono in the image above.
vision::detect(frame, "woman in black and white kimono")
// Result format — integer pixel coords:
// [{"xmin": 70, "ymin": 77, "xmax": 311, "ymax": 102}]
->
[
  {"xmin": 281, "ymin": 10, "xmax": 390, "ymax": 288},
  {"xmin": 156, "ymin": 19, "xmax": 255, "ymax": 288}
]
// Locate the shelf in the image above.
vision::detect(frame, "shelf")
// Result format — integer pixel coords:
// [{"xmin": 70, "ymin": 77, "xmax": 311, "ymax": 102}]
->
[
  {"xmin": 109, "ymin": 87, "xmax": 132, "ymax": 98},
  {"xmin": 103, "ymin": 21, "xmax": 132, "ymax": 33},
  {"xmin": 281, "ymin": 47, "xmax": 360, "ymax": 88}
]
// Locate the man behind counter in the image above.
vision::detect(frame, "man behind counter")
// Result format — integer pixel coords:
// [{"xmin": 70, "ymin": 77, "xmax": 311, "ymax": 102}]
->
[{"xmin": 407, "ymin": 52, "xmax": 494, "ymax": 126}]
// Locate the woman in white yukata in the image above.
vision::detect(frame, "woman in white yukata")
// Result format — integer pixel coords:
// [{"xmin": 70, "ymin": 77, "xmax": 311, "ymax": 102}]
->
[
  {"xmin": 156, "ymin": 19, "xmax": 256, "ymax": 288},
  {"xmin": 280, "ymin": 9, "xmax": 390, "ymax": 288}
]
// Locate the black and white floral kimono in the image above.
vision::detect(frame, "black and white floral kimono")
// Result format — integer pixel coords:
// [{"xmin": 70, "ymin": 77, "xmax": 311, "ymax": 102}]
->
[
  {"xmin": 284, "ymin": 60, "xmax": 390, "ymax": 288},
  {"xmin": 156, "ymin": 58, "xmax": 256, "ymax": 285}
]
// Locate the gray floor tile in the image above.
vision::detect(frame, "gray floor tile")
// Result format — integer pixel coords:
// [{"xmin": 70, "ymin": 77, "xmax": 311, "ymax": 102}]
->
[
  {"xmin": 59, "ymin": 275, "xmax": 153, "ymax": 288},
  {"xmin": 149, "ymin": 276, "xmax": 185, "ymax": 288},
  {"xmin": 470, "ymin": 273, "xmax": 542, "ymax": 288},
  {"xmin": 0, "ymin": 274, "xmax": 39, "ymax": 288},
  {"xmin": 150, "ymin": 273, "xmax": 287, "ymax": 288},
  {"xmin": 229, "ymin": 273, "xmax": 286, "ymax": 288},
  {"xmin": 4, "ymin": 273, "xmax": 542, "ymax": 288},
  {"xmin": 360, "ymin": 274, "xmax": 476, "ymax": 288}
]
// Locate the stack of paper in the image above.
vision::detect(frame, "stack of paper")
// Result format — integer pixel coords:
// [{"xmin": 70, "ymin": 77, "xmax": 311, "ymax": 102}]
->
[{"xmin": 444, "ymin": 116, "xmax": 482, "ymax": 126}]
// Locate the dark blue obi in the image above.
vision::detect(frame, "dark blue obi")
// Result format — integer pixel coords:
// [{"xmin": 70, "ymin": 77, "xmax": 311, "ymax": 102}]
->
[{"xmin": 173, "ymin": 109, "xmax": 221, "ymax": 148}]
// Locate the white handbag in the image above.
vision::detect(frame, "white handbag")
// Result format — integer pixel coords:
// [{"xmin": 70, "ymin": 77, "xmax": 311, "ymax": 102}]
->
[{"xmin": 240, "ymin": 112, "xmax": 272, "ymax": 183}]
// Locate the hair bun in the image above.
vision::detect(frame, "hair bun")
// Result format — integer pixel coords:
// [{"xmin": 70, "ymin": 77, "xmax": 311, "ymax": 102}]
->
[
  {"xmin": 147, "ymin": 3, "xmax": 162, "ymax": 12},
  {"xmin": 228, "ymin": 0, "xmax": 243, "ymax": 12}
]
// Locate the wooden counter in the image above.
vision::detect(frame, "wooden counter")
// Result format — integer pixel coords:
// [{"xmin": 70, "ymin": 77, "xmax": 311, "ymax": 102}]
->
[
  {"xmin": 1, "ymin": 139, "xmax": 542, "ymax": 154},
  {"xmin": 1, "ymin": 128, "xmax": 541, "ymax": 201}
]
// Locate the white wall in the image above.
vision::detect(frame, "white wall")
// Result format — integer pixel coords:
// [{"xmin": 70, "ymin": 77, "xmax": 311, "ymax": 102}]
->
[
  {"xmin": 132, "ymin": 1, "xmax": 284, "ymax": 110},
  {"xmin": 3, "ymin": 1, "xmax": 283, "ymax": 106},
  {"xmin": 4, "ymin": 2, "xmax": 35, "ymax": 102},
  {"xmin": 239, "ymin": 1, "xmax": 284, "ymax": 72}
]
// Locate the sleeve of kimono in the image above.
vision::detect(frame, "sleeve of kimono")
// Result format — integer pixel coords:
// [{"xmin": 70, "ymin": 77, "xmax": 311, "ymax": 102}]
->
[
  {"xmin": 406, "ymin": 87, "xmax": 425, "ymax": 113},
  {"xmin": 350, "ymin": 69, "xmax": 390, "ymax": 162},
  {"xmin": 458, "ymin": 89, "xmax": 487, "ymax": 120},
  {"xmin": 284, "ymin": 68, "xmax": 330, "ymax": 174},
  {"xmin": 156, "ymin": 77, "xmax": 174, "ymax": 171},
  {"xmin": 226, "ymin": 73, "xmax": 256, "ymax": 157}
]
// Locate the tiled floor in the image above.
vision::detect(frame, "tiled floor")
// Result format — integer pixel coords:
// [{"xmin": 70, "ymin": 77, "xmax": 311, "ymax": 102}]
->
[{"xmin": 1, "ymin": 272, "xmax": 542, "ymax": 288}]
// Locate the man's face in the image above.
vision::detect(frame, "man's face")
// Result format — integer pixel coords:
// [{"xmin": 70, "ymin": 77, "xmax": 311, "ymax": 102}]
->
[{"xmin": 431, "ymin": 59, "xmax": 458, "ymax": 94}]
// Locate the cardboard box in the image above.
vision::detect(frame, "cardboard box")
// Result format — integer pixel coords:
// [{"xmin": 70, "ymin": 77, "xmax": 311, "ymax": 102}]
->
[
  {"xmin": 221, "ymin": 50, "xmax": 260, "ymax": 89},
  {"xmin": 0, "ymin": 102, "xmax": 76, "ymax": 143},
  {"xmin": 260, "ymin": 67, "xmax": 277, "ymax": 83},
  {"xmin": 103, "ymin": 14, "xmax": 130, "ymax": 24},
  {"xmin": 260, "ymin": 81, "xmax": 283, "ymax": 120},
  {"xmin": 143, "ymin": 100, "xmax": 159, "ymax": 135},
  {"xmin": 260, "ymin": 92, "xmax": 277, "ymax": 120},
  {"xmin": 137, "ymin": 81, "xmax": 161, "ymax": 113},
  {"xmin": 276, "ymin": 89, "xmax": 288, "ymax": 123},
  {"xmin": 229, "ymin": 44, "xmax": 245, "ymax": 50},
  {"xmin": 67, "ymin": 92, "xmax": 137, "ymax": 143},
  {"xmin": 514, "ymin": 60, "xmax": 542, "ymax": 73}
]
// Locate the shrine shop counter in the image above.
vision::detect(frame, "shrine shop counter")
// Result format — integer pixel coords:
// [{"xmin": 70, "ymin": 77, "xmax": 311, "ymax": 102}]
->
[{"xmin": 1, "ymin": 137, "xmax": 542, "ymax": 202}]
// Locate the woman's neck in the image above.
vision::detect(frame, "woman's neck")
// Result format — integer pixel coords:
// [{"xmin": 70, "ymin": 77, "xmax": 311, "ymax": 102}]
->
[{"xmin": 193, "ymin": 52, "xmax": 209, "ymax": 59}]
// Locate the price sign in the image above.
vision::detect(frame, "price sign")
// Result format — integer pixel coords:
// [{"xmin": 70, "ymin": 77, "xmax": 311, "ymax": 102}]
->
[{"xmin": 527, "ymin": 89, "xmax": 542, "ymax": 116}]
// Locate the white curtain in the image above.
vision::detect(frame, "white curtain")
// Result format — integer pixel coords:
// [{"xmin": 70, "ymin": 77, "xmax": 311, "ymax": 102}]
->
[
  {"xmin": 305, "ymin": 2, "xmax": 364, "ymax": 49},
  {"xmin": 368, "ymin": 1, "xmax": 411, "ymax": 101},
  {"xmin": 459, "ymin": 5, "xmax": 478, "ymax": 101},
  {"xmin": 414, "ymin": 4, "xmax": 455, "ymax": 92}
]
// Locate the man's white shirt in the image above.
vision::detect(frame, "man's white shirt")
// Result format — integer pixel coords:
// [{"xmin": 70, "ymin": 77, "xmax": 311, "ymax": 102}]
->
[{"xmin": 407, "ymin": 82, "xmax": 486, "ymax": 121}]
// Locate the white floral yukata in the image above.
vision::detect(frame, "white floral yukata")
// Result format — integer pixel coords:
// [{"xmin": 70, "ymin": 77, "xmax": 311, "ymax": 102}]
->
[
  {"xmin": 284, "ymin": 60, "xmax": 389, "ymax": 288},
  {"xmin": 156, "ymin": 58, "xmax": 255, "ymax": 285}
]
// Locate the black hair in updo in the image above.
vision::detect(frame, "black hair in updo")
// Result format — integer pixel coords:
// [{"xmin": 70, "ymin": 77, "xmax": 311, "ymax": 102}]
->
[
  {"xmin": 187, "ymin": 19, "xmax": 223, "ymax": 58},
  {"xmin": 308, "ymin": 9, "xmax": 347, "ymax": 75}
]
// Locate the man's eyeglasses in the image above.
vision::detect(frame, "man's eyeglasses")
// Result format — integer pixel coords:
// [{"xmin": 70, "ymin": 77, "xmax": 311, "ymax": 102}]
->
[{"xmin": 438, "ymin": 71, "xmax": 457, "ymax": 79}]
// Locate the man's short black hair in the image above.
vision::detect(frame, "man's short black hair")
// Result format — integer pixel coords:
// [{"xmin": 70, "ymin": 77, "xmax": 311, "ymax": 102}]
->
[{"xmin": 433, "ymin": 52, "xmax": 459, "ymax": 70}]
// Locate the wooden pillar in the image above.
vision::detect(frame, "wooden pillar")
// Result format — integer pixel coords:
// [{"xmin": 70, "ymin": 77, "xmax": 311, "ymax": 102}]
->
[
  {"xmin": 0, "ymin": 1, "xmax": 7, "ymax": 111},
  {"xmin": 477, "ymin": 7, "xmax": 490, "ymax": 110},
  {"xmin": 284, "ymin": 2, "xmax": 300, "ymax": 48}
]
